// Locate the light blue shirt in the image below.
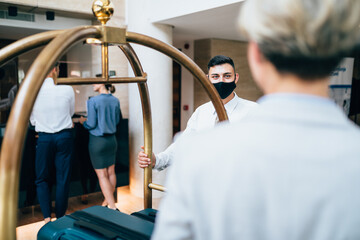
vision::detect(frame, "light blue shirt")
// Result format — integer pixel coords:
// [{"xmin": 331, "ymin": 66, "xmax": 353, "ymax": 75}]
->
[
  {"xmin": 153, "ymin": 93, "xmax": 360, "ymax": 240},
  {"xmin": 83, "ymin": 94, "xmax": 120, "ymax": 136}
]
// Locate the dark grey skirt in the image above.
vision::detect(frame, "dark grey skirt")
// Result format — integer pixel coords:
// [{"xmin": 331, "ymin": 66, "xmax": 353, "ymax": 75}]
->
[{"xmin": 88, "ymin": 134, "xmax": 117, "ymax": 169}]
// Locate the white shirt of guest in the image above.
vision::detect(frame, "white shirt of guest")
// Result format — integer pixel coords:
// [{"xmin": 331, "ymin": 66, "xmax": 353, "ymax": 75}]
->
[
  {"xmin": 152, "ymin": 93, "xmax": 360, "ymax": 240},
  {"xmin": 30, "ymin": 77, "xmax": 75, "ymax": 133},
  {"xmin": 154, "ymin": 93, "xmax": 258, "ymax": 170}
]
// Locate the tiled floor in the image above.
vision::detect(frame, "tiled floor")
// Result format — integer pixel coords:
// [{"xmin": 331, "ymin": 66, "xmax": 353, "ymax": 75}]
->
[
  {"xmin": 17, "ymin": 190, "xmax": 105, "ymax": 226},
  {"xmin": 16, "ymin": 185, "xmax": 162, "ymax": 240}
]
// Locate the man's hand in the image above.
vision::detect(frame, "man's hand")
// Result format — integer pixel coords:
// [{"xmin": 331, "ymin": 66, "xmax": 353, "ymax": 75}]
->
[{"xmin": 138, "ymin": 146, "xmax": 156, "ymax": 168}]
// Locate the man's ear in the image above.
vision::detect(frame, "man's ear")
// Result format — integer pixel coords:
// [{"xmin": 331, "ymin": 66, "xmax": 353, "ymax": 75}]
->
[
  {"xmin": 234, "ymin": 73, "xmax": 239, "ymax": 84},
  {"xmin": 49, "ymin": 67, "xmax": 58, "ymax": 79}
]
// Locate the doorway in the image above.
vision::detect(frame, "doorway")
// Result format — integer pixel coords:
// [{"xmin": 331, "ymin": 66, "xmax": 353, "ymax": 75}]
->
[{"xmin": 173, "ymin": 61, "xmax": 181, "ymax": 136}]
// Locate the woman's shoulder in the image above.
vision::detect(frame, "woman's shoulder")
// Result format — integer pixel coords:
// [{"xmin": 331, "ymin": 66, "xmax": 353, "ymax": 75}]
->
[
  {"xmin": 88, "ymin": 95, "xmax": 105, "ymax": 107},
  {"xmin": 88, "ymin": 95, "xmax": 100, "ymax": 102},
  {"xmin": 109, "ymin": 94, "xmax": 120, "ymax": 103},
  {"xmin": 91, "ymin": 94, "xmax": 110, "ymax": 100}
]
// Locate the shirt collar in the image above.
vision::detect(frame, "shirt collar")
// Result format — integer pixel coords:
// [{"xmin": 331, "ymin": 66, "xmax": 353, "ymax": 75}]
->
[
  {"xmin": 212, "ymin": 92, "xmax": 239, "ymax": 116},
  {"xmin": 257, "ymin": 93, "xmax": 335, "ymax": 107},
  {"xmin": 43, "ymin": 77, "xmax": 55, "ymax": 86},
  {"xmin": 255, "ymin": 93, "xmax": 347, "ymax": 126}
]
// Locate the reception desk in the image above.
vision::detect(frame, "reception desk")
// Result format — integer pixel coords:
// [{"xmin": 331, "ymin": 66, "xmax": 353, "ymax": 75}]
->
[{"xmin": 0, "ymin": 118, "xmax": 129, "ymax": 208}]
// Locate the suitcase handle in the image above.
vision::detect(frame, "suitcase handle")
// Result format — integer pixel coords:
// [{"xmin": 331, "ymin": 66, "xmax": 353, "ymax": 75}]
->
[
  {"xmin": 70, "ymin": 210, "xmax": 150, "ymax": 240},
  {"xmin": 131, "ymin": 212, "xmax": 156, "ymax": 223},
  {"xmin": 74, "ymin": 220, "xmax": 118, "ymax": 239}
]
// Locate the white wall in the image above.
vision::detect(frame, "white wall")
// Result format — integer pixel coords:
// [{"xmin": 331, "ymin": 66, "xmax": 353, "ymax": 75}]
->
[{"xmin": 66, "ymin": 43, "xmax": 94, "ymax": 113}]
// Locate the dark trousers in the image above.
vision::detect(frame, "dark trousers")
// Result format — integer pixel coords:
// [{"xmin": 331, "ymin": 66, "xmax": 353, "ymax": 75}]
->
[{"xmin": 35, "ymin": 129, "xmax": 74, "ymax": 219}]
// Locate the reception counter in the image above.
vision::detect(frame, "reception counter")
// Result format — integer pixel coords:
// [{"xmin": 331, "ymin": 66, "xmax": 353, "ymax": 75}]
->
[{"xmin": 0, "ymin": 118, "xmax": 129, "ymax": 208}]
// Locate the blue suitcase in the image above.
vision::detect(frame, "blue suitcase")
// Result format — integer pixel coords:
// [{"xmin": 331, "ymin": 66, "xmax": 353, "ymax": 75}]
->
[
  {"xmin": 131, "ymin": 208, "xmax": 157, "ymax": 223},
  {"xmin": 37, "ymin": 206, "xmax": 154, "ymax": 240}
]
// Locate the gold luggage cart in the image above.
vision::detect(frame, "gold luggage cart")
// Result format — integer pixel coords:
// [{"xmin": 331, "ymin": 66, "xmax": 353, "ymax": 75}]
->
[{"xmin": 0, "ymin": 1, "xmax": 228, "ymax": 239}]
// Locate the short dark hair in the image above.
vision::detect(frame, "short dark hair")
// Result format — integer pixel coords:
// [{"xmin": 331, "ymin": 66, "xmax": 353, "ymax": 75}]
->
[
  {"xmin": 47, "ymin": 62, "xmax": 60, "ymax": 76},
  {"xmin": 259, "ymin": 44, "xmax": 347, "ymax": 80},
  {"xmin": 207, "ymin": 55, "xmax": 235, "ymax": 72}
]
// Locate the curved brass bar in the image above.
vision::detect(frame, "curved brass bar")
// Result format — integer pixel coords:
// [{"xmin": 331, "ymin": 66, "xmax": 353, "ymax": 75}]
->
[
  {"xmin": 0, "ymin": 26, "xmax": 101, "ymax": 240},
  {"xmin": 0, "ymin": 30, "xmax": 64, "ymax": 67},
  {"xmin": 126, "ymin": 32, "xmax": 228, "ymax": 122},
  {"xmin": 138, "ymin": 83, "xmax": 153, "ymax": 209},
  {"xmin": 119, "ymin": 44, "xmax": 153, "ymax": 209},
  {"xmin": 119, "ymin": 44, "xmax": 144, "ymax": 75}
]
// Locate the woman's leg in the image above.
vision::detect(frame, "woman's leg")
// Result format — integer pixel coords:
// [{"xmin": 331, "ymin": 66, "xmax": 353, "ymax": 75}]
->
[
  {"xmin": 102, "ymin": 164, "xmax": 116, "ymax": 207},
  {"xmin": 108, "ymin": 164, "xmax": 116, "ymax": 190},
  {"xmin": 94, "ymin": 168, "xmax": 116, "ymax": 209}
]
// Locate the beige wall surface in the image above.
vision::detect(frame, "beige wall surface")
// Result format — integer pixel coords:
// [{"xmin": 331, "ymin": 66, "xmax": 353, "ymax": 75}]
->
[
  {"xmin": 194, "ymin": 38, "xmax": 263, "ymax": 109},
  {"xmin": 0, "ymin": 0, "xmax": 129, "ymax": 117},
  {"xmin": 0, "ymin": 0, "xmax": 126, "ymax": 22},
  {"xmin": 37, "ymin": 0, "xmax": 92, "ymax": 14},
  {"xmin": 1, "ymin": 0, "xmax": 93, "ymax": 15}
]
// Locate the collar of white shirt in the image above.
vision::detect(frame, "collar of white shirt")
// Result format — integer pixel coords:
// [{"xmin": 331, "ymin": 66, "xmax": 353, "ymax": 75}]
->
[
  {"xmin": 43, "ymin": 77, "xmax": 55, "ymax": 87},
  {"xmin": 212, "ymin": 92, "xmax": 239, "ymax": 116}
]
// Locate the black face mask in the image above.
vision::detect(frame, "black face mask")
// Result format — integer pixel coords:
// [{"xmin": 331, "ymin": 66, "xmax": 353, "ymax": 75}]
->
[{"xmin": 213, "ymin": 80, "xmax": 236, "ymax": 99}]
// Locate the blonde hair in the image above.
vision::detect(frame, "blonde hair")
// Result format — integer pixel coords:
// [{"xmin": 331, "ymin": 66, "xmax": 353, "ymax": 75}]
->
[{"xmin": 239, "ymin": 0, "xmax": 360, "ymax": 58}]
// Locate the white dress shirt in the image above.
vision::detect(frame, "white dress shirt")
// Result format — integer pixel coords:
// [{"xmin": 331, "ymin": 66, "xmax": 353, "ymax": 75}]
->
[
  {"xmin": 30, "ymin": 77, "xmax": 75, "ymax": 133},
  {"xmin": 154, "ymin": 93, "xmax": 258, "ymax": 170},
  {"xmin": 152, "ymin": 93, "xmax": 360, "ymax": 240}
]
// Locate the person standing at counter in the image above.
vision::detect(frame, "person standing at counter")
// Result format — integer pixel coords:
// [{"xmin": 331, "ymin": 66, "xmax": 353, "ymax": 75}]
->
[
  {"xmin": 79, "ymin": 83, "xmax": 120, "ymax": 211},
  {"xmin": 30, "ymin": 63, "xmax": 75, "ymax": 223}
]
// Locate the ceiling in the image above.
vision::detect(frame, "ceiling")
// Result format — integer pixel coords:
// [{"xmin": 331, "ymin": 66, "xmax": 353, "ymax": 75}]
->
[
  {"xmin": 0, "ymin": 2, "xmax": 93, "ymax": 40},
  {"xmin": 155, "ymin": 2, "xmax": 247, "ymax": 43},
  {"xmin": 0, "ymin": 2, "xmax": 247, "ymax": 43}
]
